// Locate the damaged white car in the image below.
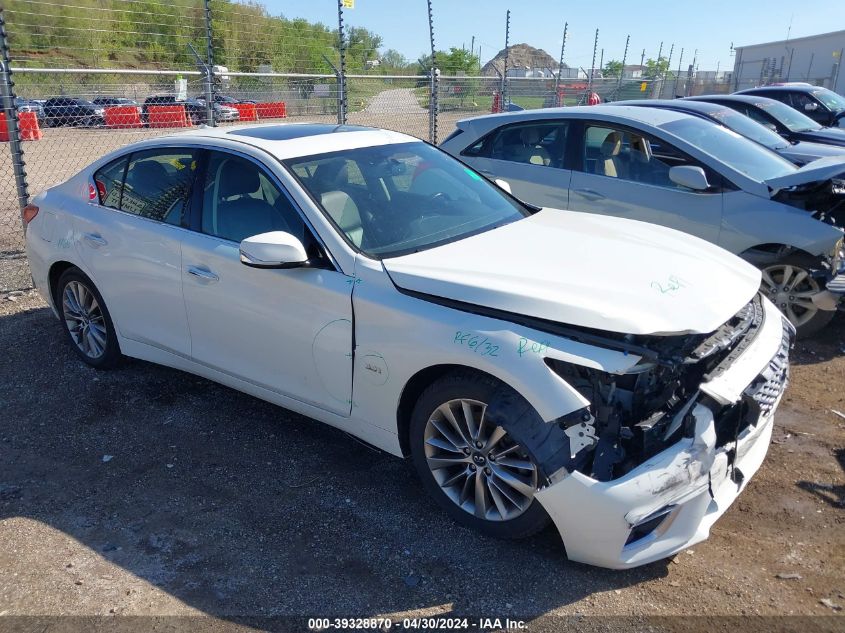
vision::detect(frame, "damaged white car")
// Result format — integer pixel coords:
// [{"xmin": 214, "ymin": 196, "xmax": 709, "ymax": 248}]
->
[{"xmin": 25, "ymin": 124, "xmax": 792, "ymax": 569}]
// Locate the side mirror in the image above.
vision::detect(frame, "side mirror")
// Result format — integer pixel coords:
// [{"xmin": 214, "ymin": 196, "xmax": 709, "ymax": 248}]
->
[
  {"xmin": 669, "ymin": 165, "xmax": 710, "ymax": 191},
  {"xmin": 494, "ymin": 178, "xmax": 512, "ymax": 194},
  {"xmin": 240, "ymin": 231, "xmax": 309, "ymax": 269},
  {"xmin": 764, "ymin": 122, "xmax": 778, "ymax": 132},
  {"xmin": 804, "ymin": 102, "xmax": 819, "ymax": 112}
]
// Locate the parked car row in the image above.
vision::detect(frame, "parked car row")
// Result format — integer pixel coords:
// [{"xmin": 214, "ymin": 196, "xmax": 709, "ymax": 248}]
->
[
  {"xmin": 11, "ymin": 94, "xmax": 251, "ymax": 127},
  {"xmin": 442, "ymin": 93, "xmax": 845, "ymax": 338}
]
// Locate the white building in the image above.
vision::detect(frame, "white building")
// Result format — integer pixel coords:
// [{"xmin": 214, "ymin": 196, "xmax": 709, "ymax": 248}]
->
[{"xmin": 732, "ymin": 30, "xmax": 845, "ymax": 94}]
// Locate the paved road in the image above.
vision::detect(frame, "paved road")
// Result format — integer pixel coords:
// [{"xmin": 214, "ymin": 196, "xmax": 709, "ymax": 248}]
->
[{"xmin": 362, "ymin": 88, "xmax": 427, "ymax": 115}]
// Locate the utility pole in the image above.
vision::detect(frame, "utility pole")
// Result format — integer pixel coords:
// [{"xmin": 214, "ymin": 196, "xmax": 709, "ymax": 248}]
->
[{"xmin": 640, "ymin": 48, "xmax": 646, "ymax": 67}]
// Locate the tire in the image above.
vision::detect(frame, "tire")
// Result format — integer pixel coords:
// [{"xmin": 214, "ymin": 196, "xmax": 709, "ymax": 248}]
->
[
  {"xmin": 56, "ymin": 267, "xmax": 122, "ymax": 369},
  {"xmin": 409, "ymin": 370, "xmax": 551, "ymax": 539},
  {"xmin": 760, "ymin": 253, "xmax": 835, "ymax": 338}
]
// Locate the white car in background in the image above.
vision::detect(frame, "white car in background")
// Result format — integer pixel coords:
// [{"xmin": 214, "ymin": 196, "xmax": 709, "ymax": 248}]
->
[
  {"xmin": 440, "ymin": 106, "xmax": 845, "ymax": 337},
  {"xmin": 25, "ymin": 123, "xmax": 791, "ymax": 569}
]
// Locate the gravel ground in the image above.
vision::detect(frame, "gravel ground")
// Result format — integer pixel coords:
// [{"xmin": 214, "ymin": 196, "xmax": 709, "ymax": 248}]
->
[{"xmin": 0, "ymin": 289, "xmax": 843, "ymax": 632}]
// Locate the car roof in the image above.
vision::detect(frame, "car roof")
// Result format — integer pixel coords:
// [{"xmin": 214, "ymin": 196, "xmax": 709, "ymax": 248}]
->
[
  {"xmin": 457, "ymin": 105, "xmax": 691, "ymax": 130},
  {"xmin": 144, "ymin": 122, "xmax": 421, "ymax": 160},
  {"xmin": 737, "ymin": 85, "xmax": 819, "ymax": 94},
  {"xmin": 614, "ymin": 99, "xmax": 726, "ymax": 115},
  {"xmin": 686, "ymin": 94, "xmax": 782, "ymax": 106}
]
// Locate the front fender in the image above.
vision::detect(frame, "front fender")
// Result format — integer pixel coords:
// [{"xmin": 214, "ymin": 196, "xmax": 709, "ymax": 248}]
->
[
  {"xmin": 348, "ymin": 258, "xmax": 642, "ymax": 443},
  {"xmin": 720, "ymin": 191, "xmax": 842, "ymax": 257}
]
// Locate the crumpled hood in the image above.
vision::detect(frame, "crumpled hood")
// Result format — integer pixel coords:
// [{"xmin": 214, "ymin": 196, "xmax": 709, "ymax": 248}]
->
[
  {"xmin": 383, "ymin": 210, "xmax": 761, "ymax": 336},
  {"xmin": 765, "ymin": 155, "xmax": 845, "ymax": 191}
]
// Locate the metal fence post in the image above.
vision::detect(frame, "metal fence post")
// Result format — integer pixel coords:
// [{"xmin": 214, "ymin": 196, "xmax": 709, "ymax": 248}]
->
[
  {"xmin": 203, "ymin": 0, "xmax": 216, "ymax": 126},
  {"xmin": 336, "ymin": 0, "xmax": 347, "ymax": 125},
  {"xmin": 0, "ymin": 10, "xmax": 29, "ymax": 221},
  {"xmin": 501, "ymin": 10, "xmax": 510, "ymax": 108},
  {"xmin": 428, "ymin": 68, "xmax": 439, "ymax": 143},
  {"xmin": 427, "ymin": 0, "xmax": 438, "ymax": 143}
]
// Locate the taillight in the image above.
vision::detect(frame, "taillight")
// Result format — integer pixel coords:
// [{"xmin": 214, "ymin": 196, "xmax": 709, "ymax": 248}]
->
[
  {"xmin": 22, "ymin": 203, "xmax": 39, "ymax": 224},
  {"xmin": 88, "ymin": 183, "xmax": 97, "ymax": 201}
]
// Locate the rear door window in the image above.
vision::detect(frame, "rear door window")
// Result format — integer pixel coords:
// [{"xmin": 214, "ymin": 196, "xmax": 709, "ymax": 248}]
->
[
  {"xmin": 94, "ymin": 149, "xmax": 198, "ymax": 225},
  {"xmin": 120, "ymin": 149, "xmax": 197, "ymax": 225},
  {"xmin": 463, "ymin": 121, "xmax": 569, "ymax": 168},
  {"xmin": 93, "ymin": 156, "xmax": 128, "ymax": 209}
]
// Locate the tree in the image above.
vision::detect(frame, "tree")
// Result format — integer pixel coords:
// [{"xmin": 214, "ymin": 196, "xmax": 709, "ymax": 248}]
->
[
  {"xmin": 345, "ymin": 26, "xmax": 383, "ymax": 71},
  {"xmin": 644, "ymin": 56, "xmax": 671, "ymax": 80},
  {"xmin": 417, "ymin": 47, "xmax": 479, "ymax": 74},
  {"xmin": 603, "ymin": 60, "xmax": 623, "ymax": 78},
  {"xmin": 380, "ymin": 49, "xmax": 409, "ymax": 70}
]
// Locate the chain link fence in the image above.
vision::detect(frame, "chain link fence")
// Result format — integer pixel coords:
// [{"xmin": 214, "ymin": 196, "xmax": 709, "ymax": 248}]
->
[{"xmin": 0, "ymin": 0, "xmax": 766, "ymax": 293}]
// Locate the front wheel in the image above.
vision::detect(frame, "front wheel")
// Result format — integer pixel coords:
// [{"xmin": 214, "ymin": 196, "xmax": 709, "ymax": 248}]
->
[
  {"xmin": 57, "ymin": 268, "xmax": 122, "ymax": 368},
  {"xmin": 760, "ymin": 254, "xmax": 835, "ymax": 338},
  {"xmin": 409, "ymin": 371, "xmax": 550, "ymax": 539}
]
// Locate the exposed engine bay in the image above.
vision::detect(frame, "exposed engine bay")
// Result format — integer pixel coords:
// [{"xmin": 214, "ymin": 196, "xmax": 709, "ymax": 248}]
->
[
  {"xmin": 773, "ymin": 178, "xmax": 845, "ymax": 228},
  {"xmin": 487, "ymin": 296, "xmax": 792, "ymax": 485}
]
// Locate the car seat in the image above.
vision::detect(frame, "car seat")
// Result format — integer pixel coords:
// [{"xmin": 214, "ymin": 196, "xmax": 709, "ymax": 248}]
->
[
  {"xmin": 596, "ymin": 131, "xmax": 624, "ymax": 177},
  {"xmin": 321, "ymin": 191, "xmax": 364, "ymax": 247},
  {"xmin": 512, "ymin": 127, "xmax": 552, "ymax": 166},
  {"xmin": 214, "ymin": 159, "xmax": 290, "ymax": 243}
]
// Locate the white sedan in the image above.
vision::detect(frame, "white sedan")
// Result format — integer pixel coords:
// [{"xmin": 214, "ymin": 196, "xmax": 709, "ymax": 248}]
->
[{"xmin": 24, "ymin": 123, "xmax": 791, "ymax": 569}]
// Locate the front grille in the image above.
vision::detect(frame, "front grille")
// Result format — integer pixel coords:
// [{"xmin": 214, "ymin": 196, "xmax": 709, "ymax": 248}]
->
[{"xmin": 743, "ymin": 317, "xmax": 793, "ymax": 417}]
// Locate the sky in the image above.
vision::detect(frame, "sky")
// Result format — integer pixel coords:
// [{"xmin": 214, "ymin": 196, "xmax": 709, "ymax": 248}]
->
[{"xmin": 262, "ymin": 0, "xmax": 843, "ymax": 72}]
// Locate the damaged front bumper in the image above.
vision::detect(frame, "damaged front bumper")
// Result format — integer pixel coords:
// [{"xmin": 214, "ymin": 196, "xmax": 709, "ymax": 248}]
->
[{"xmin": 535, "ymin": 298, "xmax": 791, "ymax": 569}]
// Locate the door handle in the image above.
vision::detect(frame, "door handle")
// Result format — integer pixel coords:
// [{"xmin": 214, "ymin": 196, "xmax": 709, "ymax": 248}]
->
[
  {"xmin": 573, "ymin": 188, "xmax": 606, "ymax": 201},
  {"xmin": 83, "ymin": 232, "xmax": 107, "ymax": 248},
  {"xmin": 187, "ymin": 266, "xmax": 219, "ymax": 283}
]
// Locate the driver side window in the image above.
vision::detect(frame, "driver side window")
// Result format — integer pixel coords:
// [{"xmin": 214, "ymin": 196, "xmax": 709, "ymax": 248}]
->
[{"xmin": 201, "ymin": 151, "xmax": 306, "ymax": 244}]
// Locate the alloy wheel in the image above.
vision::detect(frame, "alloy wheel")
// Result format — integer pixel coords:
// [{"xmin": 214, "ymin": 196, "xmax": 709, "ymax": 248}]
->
[
  {"xmin": 62, "ymin": 280, "xmax": 108, "ymax": 359},
  {"xmin": 760, "ymin": 263, "xmax": 822, "ymax": 328},
  {"xmin": 423, "ymin": 398, "xmax": 539, "ymax": 522}
]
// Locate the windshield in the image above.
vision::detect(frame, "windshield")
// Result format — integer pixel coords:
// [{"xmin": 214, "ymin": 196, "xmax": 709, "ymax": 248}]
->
[
  {"xmin": 708, "ymin": 108, "xmax": 789, "ymax": 149},
  {"xmin": 812, "ymin": 89, "xmax": 845, "ymax": 113},
  {"xmin": 284, "ymin": 141, "xmax": 528, "ymax": 258},
  {"xmin": 660, "ymin": 117, "xmax": 796, "ymax": 182},
  {"xmin": 757, "ymin": 100, "xmax": 822, "ymax": 132}
]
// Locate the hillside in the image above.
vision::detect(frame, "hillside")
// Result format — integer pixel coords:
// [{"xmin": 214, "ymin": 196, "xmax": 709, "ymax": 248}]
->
[
  {"xmin": 3, "ymin": 0, "xmax": 381, "ymax": 74},
  {"xmin": 481, "ymin": 43, "xmax": 561, "ymax": 76}
]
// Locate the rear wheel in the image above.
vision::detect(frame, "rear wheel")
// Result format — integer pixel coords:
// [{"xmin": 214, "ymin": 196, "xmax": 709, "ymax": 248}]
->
[
  {"xmin": 409, "ymin": 371, "xmax": 550, "ymax": 539},
  {"xmin": 760, "ymin": 254, "xmax": 835, "ymax": 338},
  {"xmin": 56, "ymin": 268, "xmax": 122, "ymax": 368}
]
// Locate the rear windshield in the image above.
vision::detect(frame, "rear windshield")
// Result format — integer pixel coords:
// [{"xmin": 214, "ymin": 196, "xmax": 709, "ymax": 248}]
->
[
  {"xmin": 708, "ymin": 108, "xmax": 789, "ymax": 150},
  {"xmin": 757, "ymin": 100, "xmax": 822, "ymax": 132}
]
